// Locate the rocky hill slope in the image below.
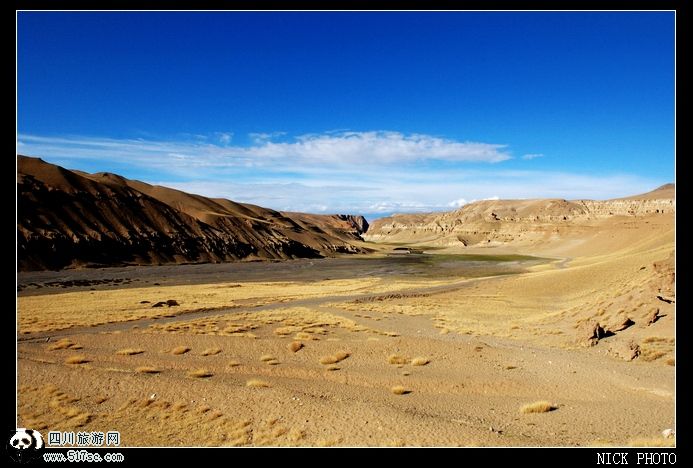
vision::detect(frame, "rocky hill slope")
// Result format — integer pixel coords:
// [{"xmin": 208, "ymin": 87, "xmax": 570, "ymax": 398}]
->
[
  {"xmin": 365, "ymin": 185, "xmax": 674, "ymax": 247},
  {"xmin": 17, "ymin": 156, "xmax": 369, "ymax": 271}
]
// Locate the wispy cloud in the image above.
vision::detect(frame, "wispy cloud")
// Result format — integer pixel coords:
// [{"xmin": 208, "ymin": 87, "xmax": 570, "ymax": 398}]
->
[
  {"xmin": 17, "ymin": 132, "xmax": 661, "ymax": 218},
  {"xmin": 248, "ymin": 131, "xmax": 287, "ymax": 143},
  {"xmin": 245, "ymin": 131, "xmax": 511, "ymax": 164},
  {"xmin": 215, "ymin": 132, "xmax": 233, "ymax": 145},
  {"xmin": 18, "ymin": 131, "xmax": 511, "ymax": 168},
  {"xmin": 522, "ymin": 153, "xmax": 544, "ymax": 160},
  {"xmin": 447, "ymin": 196, "xmax": 499, "ymax": 208}
]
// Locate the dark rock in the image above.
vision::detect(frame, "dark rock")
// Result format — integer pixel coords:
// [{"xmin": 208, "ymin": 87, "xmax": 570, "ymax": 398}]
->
[
  {"xmin": 580, "ymin": 321, "xmax": 606, "ymax": 346},
  {"xmin": 166, "ymin": 299, "xmax": 179, "ymax": 307},
  {"xmin": 151, "ymin": 301, "xmax": 166, "ymax": 308},
  {"xmin": 609, "ymin": 340, "xmax": 641, "ymax": 361}
]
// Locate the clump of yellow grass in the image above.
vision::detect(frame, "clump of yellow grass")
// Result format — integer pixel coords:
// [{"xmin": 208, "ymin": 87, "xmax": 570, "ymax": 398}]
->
[
  {"xmin": 201, "ymin": 347, "xmax": 221, "ymax": 356},
  {"xmin": 65, "ymin": 355, "xmax": 90, "ymax": 364},
  {"xmin": 187, "ymin": 368, "xmax": 214, "ymax": 378},
  {"xmin": 627, "ymin": 438, "xmax": 675, "ymax": 447},
  {"xmin": 319, "ymin": 351, "xmax": 350, "ymax": 365},
  {"xmin": 411, "ymin": 357, "xmax": 430, "ymax": 366},
  {"xmin": 391, "ymin": 385, "xmax": 410, "ymax": 395},
  {"xmin": 520, "ymin": 401, "xmax": 556, "ymax": 414},
  {"xmin": 288, "ymin": 341, "xmax": 304, "ymax": 352},
  {"xmin": 135, "ymin": 366, "xmax": 160, "ymax": 374},
  {"xmin": 246, "ymin": 379, "xmax": 270, "ymax": 388},
  {"xmin": 171, "ymin": 346, "xmax": 191, "ymax": 355},
  {"xmin": 48, "ymin": 338, "xmax": 82, "ymax": 350},
  {"xmin": 387, "ymin": 354, "xmax": 408, "ymax": 365},
  {"xmin": 116, "ymin": 348, "xmax": 144, "ymax": 356}
]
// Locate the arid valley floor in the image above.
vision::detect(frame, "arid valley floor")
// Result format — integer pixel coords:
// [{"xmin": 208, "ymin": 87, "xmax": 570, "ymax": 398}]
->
[{"xmin": 17, "ymin": 207, "xmax": 675, "ymax": 447}]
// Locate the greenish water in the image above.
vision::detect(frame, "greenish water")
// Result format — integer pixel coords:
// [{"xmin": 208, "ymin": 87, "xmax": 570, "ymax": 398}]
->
[
  {"xmin": 355, "ymin": 251, "xmax": 551, "ymax": 280},
  {"xmin": 19, "ymin": 251, "xmax": 551, "ymax": 296},
  {"xmin": 422, "ymin": 253, "xmax": 549, "ymax": 263}
]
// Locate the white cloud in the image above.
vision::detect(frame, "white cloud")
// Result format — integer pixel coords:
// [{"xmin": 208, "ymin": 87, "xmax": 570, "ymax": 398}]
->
[
  {"xmin": 17, "ymin": 132, "xmax": 663, "ymax": 218},
  {"xmin": 18, "ymin": 131, "xmax": 511, "ymax": 169},
  {"xmin": 216, "ymin": 132, "xmax": 233, "ymax": 145},
  {"xmin": 447, "ymin": 198, "xmax": 467, "ymax": 208},
  {"xmin": 522, "ymin": 153, "xmax": 544, "ymax": 160},
  {"xmin": 447, "ymin": 196, "xmax": 499, "ymax": 209},
  {"xmin": 248, "ymin": 131, "xmax": 287, "ymax": 143},
  {"xmin": 245, "ymin": 131, "xmax": 511, "ymax": 164}
]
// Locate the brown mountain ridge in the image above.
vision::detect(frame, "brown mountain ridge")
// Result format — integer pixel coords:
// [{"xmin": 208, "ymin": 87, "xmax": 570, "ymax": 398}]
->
[
  {"xmin": 365, "ymin": 184, "xmax": 674, "ymax": 248},
  {"xmin": 17, "ymin": 156, "xmax": 370, "ymax": 271}
]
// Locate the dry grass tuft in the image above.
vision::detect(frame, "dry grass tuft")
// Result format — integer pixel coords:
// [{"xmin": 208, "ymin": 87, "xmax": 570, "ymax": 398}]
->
[
  {"xmin": 391, "ymin": 385, "xmax": 411, "ymax": 395},
  {"xmin": 288, "ymin": 341, "xmax": 304, "ymax": 353},
  {"xmin": 520, "ymin": 401, "xmax": 556, "ymax": 414},
  {"xmin": 294, "ymin": 332, "xmax": 318, "ymax": 341},
  {"xmin": 246, "ymin": 379, "xmax": 270, "ymax": 388},
  {"xmin": 387, "ymin": 354, "xmax": 408, "ymax": 365},
  {"xmin": 171, "ymin": 346, "xmax": 191, "ymax": 355},
  {"xmin": 317, "ymin": 438, "xmax": 343, "ymax": 447},
  {"xmin": 319, "ymin": 351, "xmax": 350, "ymax": 365},
  {"xmin": 116, "ymin": 348, "xmax": 144, "ymax": 356},
  {"xmin": 325, "ymin": 365, "xmax": 340, "ymax": 371},
  {"xmin": 228, "ymin": 360, "xmax": 240, "ymax": 367},
  {"xmin": 411, "ymin": 357, "xmax": 430, "ymax": 366},
  {"xmin": 666, "ymin": 358, "xmax": 675, "ymax": 366},
  {"xmin": 64, "ymin": 355, "xmax": 90, "ymax": 365},
  {"xmin": 187, "ymin": 368, "xmax": 214, "ymax": 378},
  {"xmin": 260, "ymin": 354, "xmax": 275, "ymax": 362},
  {"xmin": 48, "ymin": 338, "xmax": 82, "ymax": 350},
  {"xmin": 319, "ymin": 355, "xmax": 339, "ymax": 365},
  {"xmin": 135, "ymin": 366, "xmax": 160, "ymax": 374},
  {"xmin": 627, "ymin": 438, "xmax": 675, "ymax": 447},
  {"xmin": 640, "ymin": 349, "xmax": 667, "ymax": 362},
  {"xmin": 201, "ymin": 347, "xmax": 221, "ymax": 356}
]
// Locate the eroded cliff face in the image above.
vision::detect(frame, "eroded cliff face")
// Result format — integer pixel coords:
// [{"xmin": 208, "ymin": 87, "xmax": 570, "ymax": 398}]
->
[{"xmin": 364, "ymin": 186, "xmax": 675, "ymax": 246}]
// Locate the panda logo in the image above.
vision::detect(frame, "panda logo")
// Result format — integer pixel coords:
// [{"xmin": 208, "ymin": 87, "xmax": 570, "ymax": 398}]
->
[
  {"xmin": 7, "ymin": 429, "xmax": 44, "ymax": 463},
  {"xmin": 10, "ymin": 428, "xmax": 44, "ymax": 450}
]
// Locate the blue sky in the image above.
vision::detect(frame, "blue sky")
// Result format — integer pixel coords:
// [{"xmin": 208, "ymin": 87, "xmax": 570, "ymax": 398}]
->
[{"xmin": 17, "ymin": 12, "xmax": 674, "ymax": 219}]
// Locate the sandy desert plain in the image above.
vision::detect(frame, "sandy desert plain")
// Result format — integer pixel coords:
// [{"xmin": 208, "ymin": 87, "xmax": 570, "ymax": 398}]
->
[{"xmin": 17, "ymin": 189, "xmax": 675, "ymax": 447}]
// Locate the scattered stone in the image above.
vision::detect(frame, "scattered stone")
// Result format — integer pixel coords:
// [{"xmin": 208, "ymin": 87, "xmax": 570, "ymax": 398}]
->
[
  {"xmin": 580, "ymin": 321, "xmax": 606, "ymax": 346},
  {"xmin": 645, "ymin": 308, "xmax": 661, "ymax": 326},
  {"xmin": 139, "ymin": 300, "xmax": 151, "ymax": 304},
  {"xmin": 151, "ymin": 302, "xmax": 166, "ymax": 308},
  {"xmin": 609, "ymin": 340, "xmax": 640, "ymax": 361},
  {"xmin": 166, "ymin": 299, "xmax": 180, "ymax": 307},
  {"xmin": 608, "ymin": 317, "xmax": 634, "ymax": 333},
  {"xmin": 662, "ymin": 428, "xmax": 675, "ymax": 439}
]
